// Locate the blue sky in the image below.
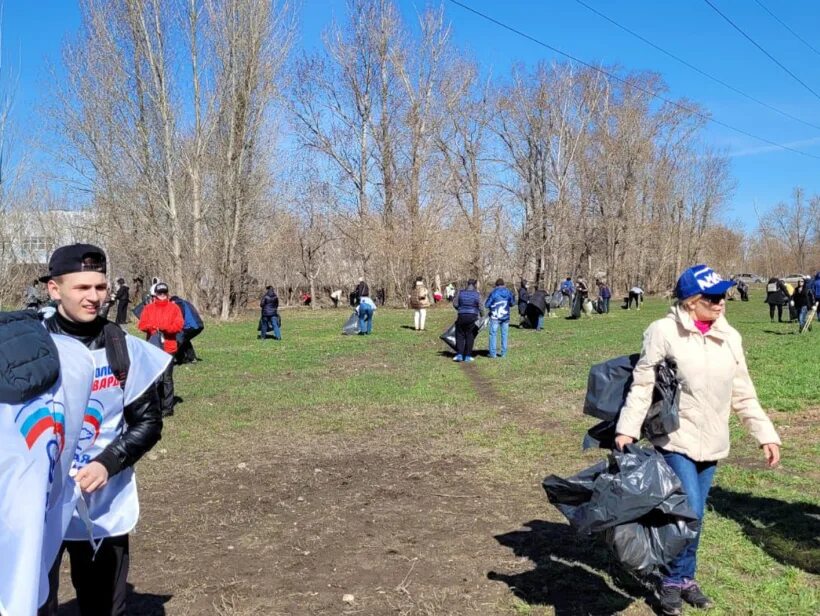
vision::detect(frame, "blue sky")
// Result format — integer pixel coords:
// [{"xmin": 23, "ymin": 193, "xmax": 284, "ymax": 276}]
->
[{"xmin": 5, "ymin": 1, "xmax": 820, "ymax": 229}]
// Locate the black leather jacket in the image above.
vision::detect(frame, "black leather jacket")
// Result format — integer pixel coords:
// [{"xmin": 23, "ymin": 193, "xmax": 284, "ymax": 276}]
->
[{"xmin": 44, "ymin": 313, "xmax": 163, "ymax": 477}]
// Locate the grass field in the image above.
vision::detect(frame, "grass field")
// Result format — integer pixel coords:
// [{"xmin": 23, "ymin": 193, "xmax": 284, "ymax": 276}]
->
[{"xmin": 57, "ymin": 291, "xmax": 819, "ymax": 615}]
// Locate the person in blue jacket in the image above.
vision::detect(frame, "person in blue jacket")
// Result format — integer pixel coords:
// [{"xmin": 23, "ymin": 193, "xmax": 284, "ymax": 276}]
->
[
  {"xmin": 485, "ymin": 278, "xmax": 515, "ymax": 358},
  {"xmin": 596, "ymin": 279, "xmax": 612, "ymax": 314},
  {"xmin": 452, "ymin": 279, "xmax": 482, "ymax": 362},
  {"xmin": 357, "ymin": 292, "xmax": 377, "ymax": 335},
  {"xmin": 813, "ymin": 273, "xmax": 820, "ymax": 321},
  {"xmin": 560, "ymin": 276, "xmax": 575, "ymax": 303},
  {"xmin": 260, "ymin": 286, "xmax": 281, "ymax": 340}
]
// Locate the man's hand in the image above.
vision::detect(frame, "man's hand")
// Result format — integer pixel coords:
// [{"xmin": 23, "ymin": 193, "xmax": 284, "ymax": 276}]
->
[
  {"xmin": 762, "ymin": 443, "xmax": 780, "ymax": 468},
  {"xmin": 75, "ymin": 462, "xmax": 109, "ymax": 493},
  {"xmin": 614, "ymin": 434, "xmax": 636, "ymax": 451}
]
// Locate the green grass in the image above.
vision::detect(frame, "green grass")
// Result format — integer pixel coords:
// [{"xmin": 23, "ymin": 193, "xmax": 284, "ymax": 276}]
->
[{"xmin": 159, "ymin": 292, "xmax": 818, "ymax": 614}]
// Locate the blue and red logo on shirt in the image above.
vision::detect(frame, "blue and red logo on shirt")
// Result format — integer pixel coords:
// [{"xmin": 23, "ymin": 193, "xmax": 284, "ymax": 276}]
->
[
  {"xmin": 80, "ymin": 401, "xmax": 104, "ymax": 447},
  {"xmin": 15, "ymin": 399, "xmax": 66, "ymax": 453}
]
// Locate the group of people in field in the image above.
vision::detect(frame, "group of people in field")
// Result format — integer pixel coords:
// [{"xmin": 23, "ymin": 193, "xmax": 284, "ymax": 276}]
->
[
  {"xmin": 764, "ymin": 274, "xmax": 820, "ymax": 330},
  {"xmin": 3, "ymin": 249, "xmax": 797, "ymax": 616}
]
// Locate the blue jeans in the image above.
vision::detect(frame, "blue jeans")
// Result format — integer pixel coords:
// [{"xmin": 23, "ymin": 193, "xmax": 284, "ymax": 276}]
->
[
  {"xmin": 358, "ymin": 305, "xmax": 374, "ymax": 333},
  {"xmin": 536, "ymin": 314, "xmax": 544, "ymax": 330},
  {"xmin": 488, "ymin": 319, "xmax": 509, "ymax": 357},
  {"xmin": 660, "ymin": 450, "xmax": 717, "ymax": 584},
  {"xmin": 260, "ymin": 315, "xmax": 281, "ymax": 339},
  {"xmin": 601, "ymin": 297, "xmax": 610, "ymax": 313},
  {"xmin": 798, "ymin": 306, "xmax": 808, "ymax": 330}
]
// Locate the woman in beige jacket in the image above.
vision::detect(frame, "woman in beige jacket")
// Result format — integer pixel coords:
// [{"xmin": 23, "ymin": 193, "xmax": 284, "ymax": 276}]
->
[
  {"xmin": 409, "ymin": 277, "xmax": 431, "ymax": 331},
  {"xmin": 615, "ymin": 264, "xmax": 781, "ymax": 616}
]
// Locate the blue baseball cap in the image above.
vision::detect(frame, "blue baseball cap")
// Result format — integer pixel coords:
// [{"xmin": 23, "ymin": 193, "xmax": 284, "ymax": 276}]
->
[{"xmin": 674, "ymin": 264, "xmax": 736, "ymax": 300}]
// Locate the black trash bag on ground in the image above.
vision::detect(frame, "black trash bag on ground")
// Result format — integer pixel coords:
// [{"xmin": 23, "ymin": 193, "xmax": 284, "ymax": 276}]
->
[
  {"xmin": 439, "ymin": 316, "xmax": 488, "ymax": 351},
  {"xmin": 543, "ymin": 445, "xmax": 698, "ymax": 573},
  {"xmin": 582, "ymin": 355, "xmax": 680, "ymax": 449},
  {"xmin": 342, "ymin": 311, "xmax": 359, "ymax": 335},
  {"xmin": 570, "ymin": 294, "xmax": 583, "ymax": 318}
]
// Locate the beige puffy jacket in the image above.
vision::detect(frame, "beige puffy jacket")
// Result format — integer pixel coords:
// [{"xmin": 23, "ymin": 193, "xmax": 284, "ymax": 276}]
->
[
  {"xmin": 616, "ymin": 305, "xmax": 781, "ymax": 461},
  {"xmin": 410, "ymin": 282, "xmax": 431, "ymax": 309}
]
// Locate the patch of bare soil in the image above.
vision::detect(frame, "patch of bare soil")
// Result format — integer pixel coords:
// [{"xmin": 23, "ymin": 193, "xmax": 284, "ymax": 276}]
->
[{"xmin": 53, "ymin": 435, "xmax": 656, "ymax": 616}]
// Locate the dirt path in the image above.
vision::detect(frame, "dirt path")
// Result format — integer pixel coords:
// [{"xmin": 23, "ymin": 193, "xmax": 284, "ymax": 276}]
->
[{"xmin": 54, "ymin": 434, "xmax": 656, "ymax": 615}]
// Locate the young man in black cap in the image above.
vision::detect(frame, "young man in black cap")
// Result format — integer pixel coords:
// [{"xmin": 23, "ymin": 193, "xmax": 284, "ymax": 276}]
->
[{"xmin": 38, "ymin": 243, "xmax": 170, "ymax": 616}]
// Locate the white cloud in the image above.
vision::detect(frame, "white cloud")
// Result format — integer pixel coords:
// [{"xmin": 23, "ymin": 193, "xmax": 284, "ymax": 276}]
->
[{"xmin": 728, "ymin": 136, "xmax": 820, "ymax": 158}]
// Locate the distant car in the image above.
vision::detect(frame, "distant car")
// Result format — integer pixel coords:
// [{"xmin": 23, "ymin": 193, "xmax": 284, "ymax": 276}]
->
[
  {"xmin": 782, "ymin": 274, "xmax": 809, "ymax": 286},
  {"xmin": 733, "ymin": 273, "xmax": 765, "ymax": 284}
]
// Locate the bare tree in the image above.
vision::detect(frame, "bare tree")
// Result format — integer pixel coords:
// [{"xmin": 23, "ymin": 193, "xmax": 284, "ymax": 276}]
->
[
  {"xmin": 762, "ymin": 187, "xmax": 818, "ymax": 273},
  {"xmin": 295, "ymin": 181, "xmax": 335, "ymax": 309},
  {"xmin": 290, "ymin": 0, "xmax": 379, "ymax": 276}
]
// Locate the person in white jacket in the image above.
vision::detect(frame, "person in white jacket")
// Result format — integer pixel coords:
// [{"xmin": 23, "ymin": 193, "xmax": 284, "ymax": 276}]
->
[{"xmin": 615, "ymin": 264, "xmax": 781, "ymax": 616}]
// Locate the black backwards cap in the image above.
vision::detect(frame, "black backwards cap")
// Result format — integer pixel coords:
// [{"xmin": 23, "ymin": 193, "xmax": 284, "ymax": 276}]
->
[{"xmin": 39, "ymin": 243, "xmax": 107, "ymax": 283}]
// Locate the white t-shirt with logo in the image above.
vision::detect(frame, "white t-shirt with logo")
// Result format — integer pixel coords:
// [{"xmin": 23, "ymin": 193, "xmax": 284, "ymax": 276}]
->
[{"xmin": 0, "ymin": 335, "xmax": 94, "ymax": 616}]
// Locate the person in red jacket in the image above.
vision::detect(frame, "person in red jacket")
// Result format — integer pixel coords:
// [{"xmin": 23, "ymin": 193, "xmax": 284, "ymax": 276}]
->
[{"xmin": 138, "ymin": 282, "xmax": 183, "ymax": 416}]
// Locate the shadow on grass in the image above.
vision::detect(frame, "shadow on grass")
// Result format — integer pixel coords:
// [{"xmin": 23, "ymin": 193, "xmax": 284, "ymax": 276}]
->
[
  {"xmin": 762, "ymin": 329, "xmax": 797, "ymax": 336},
  {"xmin": 488, "ymin": 520, "xmax": 656, "ymax": 615},
  {"xmin": 709, "ymin": 487, "xmax": 819, "ymax": 574},
  {"xmin": 57, "ymin": 584, "xmax": 172, "ymax": 615},
  {"xmin": 436, "ymin": 349, "xmax": 494, "ymax": 359}
]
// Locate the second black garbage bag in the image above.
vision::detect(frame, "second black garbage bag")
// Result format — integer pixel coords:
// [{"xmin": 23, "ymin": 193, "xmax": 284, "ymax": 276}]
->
[
  {"xmin": 581, "ymin": 354, "xmax": 681, "ymax": 450},
  {"xmin": 543, "ymin": 445, "xmax": 698, "ymax": 573}
]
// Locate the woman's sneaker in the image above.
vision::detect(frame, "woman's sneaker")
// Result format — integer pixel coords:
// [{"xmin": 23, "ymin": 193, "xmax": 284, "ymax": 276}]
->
[
  {"xmin": 681, "ymin": 580, "xmax": 713, "ymax": 609},
  {"xmin": 453, "ymin": 354, "xmax": 463, "ymax": 362},
  {"xmin": 658, "ymin": 584, "xmax": 682, "ymax": 616}
]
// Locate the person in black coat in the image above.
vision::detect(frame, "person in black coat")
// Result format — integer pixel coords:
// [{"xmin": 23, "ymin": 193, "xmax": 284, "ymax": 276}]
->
[
  {"xmin": 517, "ymin": 280, "xmax": 530, "ymax": 319},
  {"xmin": 353, "ymin": 278, "xmax": 369, "ymax": 305},
  {"xmin": 260, "ymin": 286, "xmax": 281, "ymax": 340},
  {"xmin": 764, "ymin": 277, "xmax": 789, "ymax": 322},
  {"xmin": 527, "ymin": 287, "xmax": 549, "ymax": 330},
  {"xmin": 793, "ymin": 278, "xmax": 816, "ymax": 330},
  {"xmin": 114, "ymin": 278, "xmax": 130, "ymax": 325}
]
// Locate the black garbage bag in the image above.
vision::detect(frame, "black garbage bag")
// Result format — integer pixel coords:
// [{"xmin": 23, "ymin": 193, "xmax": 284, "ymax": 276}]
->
[
  {"xmin": 132, "ymin": 300, "xmax": 146, "ymax": 319},
  {"xmin": 582, "ymin": 355, "xmax": 680, "ymax": 449},
  {"xmin": 439, "ymin": 316, "xmax": 489, "ymax": 351},
  {"xmin": 583, "ymin": 354, "xmax": 639, "ymax": 421},
  {"xmin": 342, "ymin": 311, "xmax": 359, "ymax": 335},
  {"xmin": 570, "ymin": 294, "xmax": 583, "ymax": 318},
  {"xmin": 543, "ymin": 445, "xmax": 698, "ymax": 573},
  {"xmin": 549, "ymin": 290, "xmax": 565, "ymax": 309},
  {"xmin": 583, "ymin": 419, "xmax": 618, "ymax": 450},
  {"xmin": 523, "ymin": 303, "xmax": 543, "ymax": 328},
  {"xmin": 257, "ymin": 315, "xmax": 282, "ymax": 341},
  {"xmin": 643, "ymin": 360, "xmax": 680, "ymax": 440}
]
